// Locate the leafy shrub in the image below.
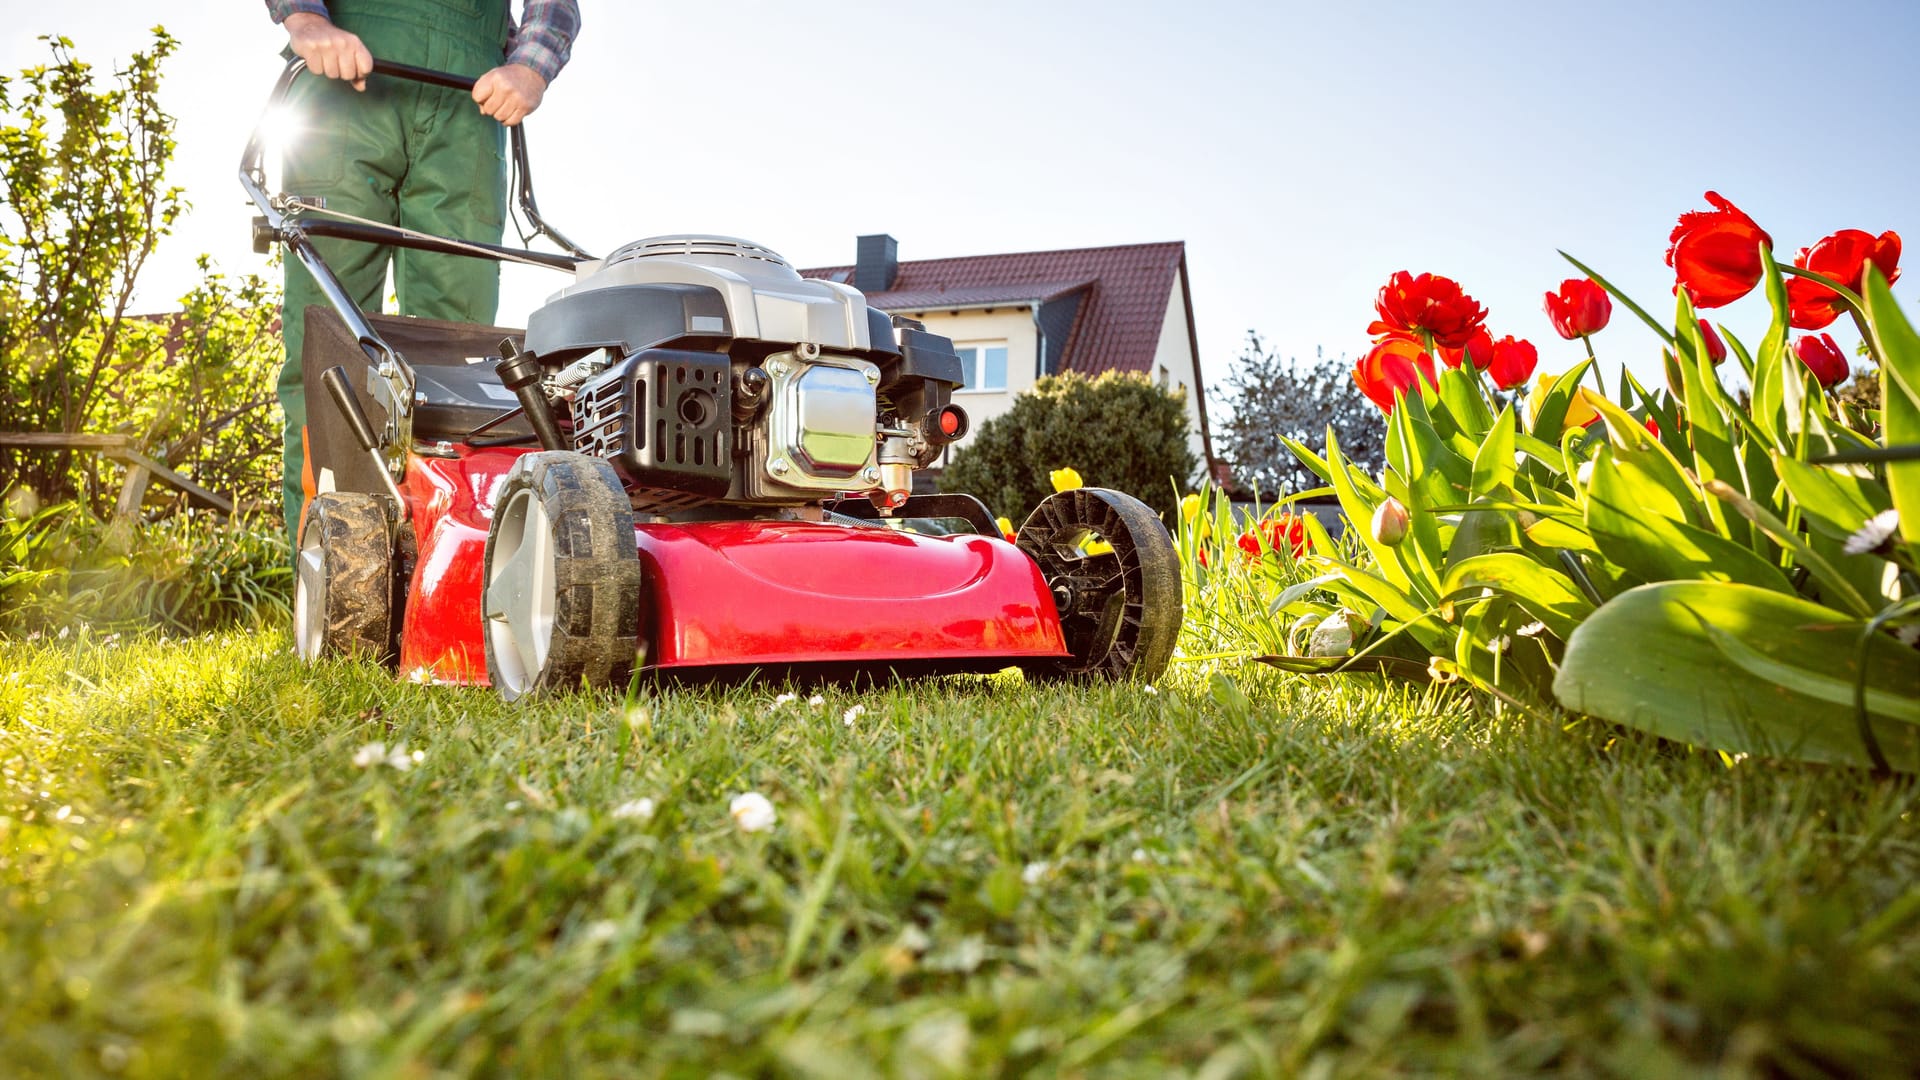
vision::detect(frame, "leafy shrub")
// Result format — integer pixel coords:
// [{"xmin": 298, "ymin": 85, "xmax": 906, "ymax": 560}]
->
[
  {"xmin": 1, "ymin": 504, "xmax": 290, "ymax": 636},
  {"xmin": 1, "ymin": 32, "xmax": 284, "ymax": 515},
  {"xmin": 941, "ymin": 372, "xmax": 1197, "ymax": 521}
]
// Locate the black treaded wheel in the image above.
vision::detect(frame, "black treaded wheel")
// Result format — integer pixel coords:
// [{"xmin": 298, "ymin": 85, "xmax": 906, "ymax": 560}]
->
[
  {"xmin": 482, "ymin": 451, "xmax": 644, "ymax": 702},
  {"xmin": 295, "ymin": 492, "xmax": 396, "ymax": 665},
  {"xmin": 1016, "ymin": 487, "xmax": 1183, "ymax": 682}
]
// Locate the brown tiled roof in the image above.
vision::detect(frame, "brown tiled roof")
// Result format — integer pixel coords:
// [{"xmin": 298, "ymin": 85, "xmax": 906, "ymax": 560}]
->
[{"xmin": 801, "ymin": 241, "xmax": 1187, "ymax": 376}]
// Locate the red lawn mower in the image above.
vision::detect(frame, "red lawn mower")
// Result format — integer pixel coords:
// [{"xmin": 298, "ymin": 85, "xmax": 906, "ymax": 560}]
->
[{"xmin": 242, "ymin": 58, "xmax": 1181, "ymax": 700}]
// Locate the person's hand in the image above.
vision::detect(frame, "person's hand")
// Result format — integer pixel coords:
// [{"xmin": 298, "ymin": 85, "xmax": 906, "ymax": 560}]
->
[
  {"xmin": 472, "ymin": 64, "xmax": 547, "ymax": 127},
  {"xmin": 285, "ymin": 12, "xmax": 372, "ymax": 91}
]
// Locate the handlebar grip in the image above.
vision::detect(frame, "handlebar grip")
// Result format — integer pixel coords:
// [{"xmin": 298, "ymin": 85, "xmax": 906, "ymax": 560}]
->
[{"xmin": 368, "ymin": 58, "xmax": 477, "ymax": 93}]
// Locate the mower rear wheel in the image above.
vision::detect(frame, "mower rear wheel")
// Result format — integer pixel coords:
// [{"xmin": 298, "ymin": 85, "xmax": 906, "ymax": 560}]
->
[
  {"xmin": 1016, "ymin": 487, "xmax": 1182, "ymax": 682},
  {"xmin": 482, "ymin": 452, "xmax": 644, "ymax": 701},
  {"xmin": 294, "ymin": 492, "xmax": 396, "ymax": 665}
]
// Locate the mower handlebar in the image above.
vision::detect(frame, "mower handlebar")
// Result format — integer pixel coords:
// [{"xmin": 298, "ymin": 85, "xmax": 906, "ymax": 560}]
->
[{"xmin": 367, "ymin": 58, "xmax": 479, "ymax": 94}]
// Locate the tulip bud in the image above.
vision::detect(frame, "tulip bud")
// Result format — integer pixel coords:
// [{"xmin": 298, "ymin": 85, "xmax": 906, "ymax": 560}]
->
[
  {"xmin": 995, "ymin": 516, "xmax": 1016, "ymax": 542},
  {"xmin": 1308, "ymin": 612, "xmax": 1356, "ymax": 657},
  {"xmin": 1049, "ymin": 467, "xmax": 1083, "ymax": 493},
  {"xmin": 1180, "ymin": 493, "xmax": 1203, "ymax": 522},
  {"xmin": 1371, "ymin": 497, "xmax": 1410, "ymax": 546}
]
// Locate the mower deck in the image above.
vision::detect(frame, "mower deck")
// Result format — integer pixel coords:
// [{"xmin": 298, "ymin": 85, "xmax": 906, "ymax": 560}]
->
[{"xmin": 393, "ymin": 448, "xmax": 1070, "ymax": 686}]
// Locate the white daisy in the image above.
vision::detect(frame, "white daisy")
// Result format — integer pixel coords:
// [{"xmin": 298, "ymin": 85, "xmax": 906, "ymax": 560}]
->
[
  {"xmin": 1844, "ymin": 509, "xmax": 1900, "ymax": 556},
  {"xmin": 772, "ymin": 692, "xmax": 798, "ymax": 707},
  {"xmin": 730, "ymin": 792, "xmax": 777, "ymax": 833},
  {"xmin": 843, "ymin": 704, "xmax": 866, "ymax": 726},
  {"xmin": 807, "ymin": 694, "xmax": 825, "ymax": 708},
  {"xmin": 351, "ymin": 742, "xmax": 388, "ymax": 769},
  {"xmin": 1021, "ymin": 861, "xmax": 1050, "ymax": 885},
  {"xmin": 611, "ymin": 797, "xmax": 656, "ymax": 821},
  {"xmin": 1516, "ymin": 621, "xmax": 1548, "ymax": 638}
]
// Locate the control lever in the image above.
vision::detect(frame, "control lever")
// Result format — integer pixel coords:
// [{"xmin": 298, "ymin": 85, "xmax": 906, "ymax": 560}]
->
[
  {"xmin": 322, "ymin": 364, "xmax": 406, "ymax": 506},
  {"xmin": 495, "ymin": 339, "xmax": 569, "ymax": 452}
]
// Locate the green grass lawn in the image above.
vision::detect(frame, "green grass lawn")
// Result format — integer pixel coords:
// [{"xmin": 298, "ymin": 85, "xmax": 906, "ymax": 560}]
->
[{"xmin": 3, "ymin": 629, "xmax": 1917, "ymax": 1078}]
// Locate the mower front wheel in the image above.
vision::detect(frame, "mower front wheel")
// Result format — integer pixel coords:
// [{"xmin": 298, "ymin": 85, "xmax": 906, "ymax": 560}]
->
[
  {"xmin": 1016, "ymin": 487, "xmax": 1183, "ymax": 682},
  {"xmin": 294, "ymin": 491, "xmax": 397, "ymax": 665},
  {"xmin": 482, "ymin": 452, "xmax": 645, "ymax": 701}
]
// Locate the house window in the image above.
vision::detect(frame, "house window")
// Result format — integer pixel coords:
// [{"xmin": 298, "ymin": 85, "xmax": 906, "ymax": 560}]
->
[{"xmin": 954, "ymin": 343, "xmax": 1008, "ymax": 392}]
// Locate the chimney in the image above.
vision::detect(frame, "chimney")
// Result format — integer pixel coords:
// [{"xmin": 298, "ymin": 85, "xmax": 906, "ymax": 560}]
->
[{"xmin": 854, "ymin": 234, "xmax": 898, "ymax": 293}]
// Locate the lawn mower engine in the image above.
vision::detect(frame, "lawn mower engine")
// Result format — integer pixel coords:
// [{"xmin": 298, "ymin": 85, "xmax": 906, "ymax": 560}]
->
[
  {"xmin": 533, "ymin": 235, "xmax": 965, "ymax": 514},
  {"xmin": 295, "ymin": 236, "xmax": 1183, "ymax": 701}
]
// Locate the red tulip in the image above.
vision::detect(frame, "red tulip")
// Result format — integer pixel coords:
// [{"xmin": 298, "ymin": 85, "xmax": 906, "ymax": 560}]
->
[
  {"xmin": 1369, "ymin": 271, "xmax": 1489, "ymax": 349},
  {"xmin": 1667, "ymin": 191, "xmax": 1773, "ymax": 308},
  {"xmin": 1438, "ymin": 326, "xmax": 1494, "ymax": 371},
  {"xmin": 1692, "ymin": 319, "xmax": 1727, "ymax": 366},
  {"xmin": 1785, "ymin": 229, "xmax": 1902, "ymax": 330},
  {"xmin": 1487, "ymin": 335, "xmax": 1538, "ymax": 390},
  {"xmin": 1544, "ymin": 278, "xmax": 1612, "ymax": 340},
  {"xmin": 1353, "ymin": 334, "xmax": 1438, "ymax": 412},
  {"xmin": 1238, "ymin": 514, "xmax": 1308, "ymax": 560},
  {"xmin": 1791, "ymin": 334, "xmax": 1850, "ymax": 388}
]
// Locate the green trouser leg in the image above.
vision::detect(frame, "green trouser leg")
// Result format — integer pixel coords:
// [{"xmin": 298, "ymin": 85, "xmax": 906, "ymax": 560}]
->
[{"xmin": 276, "ymin": 10, "xmax": 508, "ymax": 545}]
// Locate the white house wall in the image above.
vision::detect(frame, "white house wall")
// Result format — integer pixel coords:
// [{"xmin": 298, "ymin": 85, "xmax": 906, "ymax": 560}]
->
[{"xmin": 1151, "ymin": 266, "xmax": 1209, "ymax": 475}]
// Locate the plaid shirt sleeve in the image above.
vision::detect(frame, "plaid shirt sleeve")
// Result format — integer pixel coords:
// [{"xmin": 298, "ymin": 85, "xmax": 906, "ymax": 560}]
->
[
  {"xmin": 264, "ymin": 0, "xmax": 331, "ymax": 22},
  {"xmin": 507, "ymin": 0, "xmax": 580, "ymax": 85}
]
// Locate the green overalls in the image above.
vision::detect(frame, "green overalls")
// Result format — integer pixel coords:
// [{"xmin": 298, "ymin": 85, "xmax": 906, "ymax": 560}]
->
[{"xmin": 276, "ymin": 0, "xmax": 512, "ymax": 543}]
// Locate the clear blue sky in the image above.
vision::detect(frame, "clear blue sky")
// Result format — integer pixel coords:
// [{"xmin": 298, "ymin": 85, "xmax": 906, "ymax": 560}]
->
[{"xmin": 6, "ymin": 0, "xmax": 1917, "ymax": 396}]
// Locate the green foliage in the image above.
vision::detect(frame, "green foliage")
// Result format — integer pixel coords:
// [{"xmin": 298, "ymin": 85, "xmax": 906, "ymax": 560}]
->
[
  {"xmin": 0, "ymin": 32, "xmax": 283, "ymax": 513},
  {"xmin": 1261, "ymin": 247, "xmax": 1918, "ymax": 770},
  {"xmin": 4, "ymin": 632, "xmax": 1918, "ymax": 1075},
  {"xmin": 1214, "ymin": 332, "xmax": 1384, "ymax": 496},
  {"xmin": 0, "ymin": 502, "xmax": 290, "ymax": 635},
  {"xmin": 941, "ymin": 371, "xmax": 1197, "ymax": 521}
]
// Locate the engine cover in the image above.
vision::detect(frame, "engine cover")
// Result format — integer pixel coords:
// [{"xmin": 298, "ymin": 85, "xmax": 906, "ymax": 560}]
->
[{"xmin": 570, "ymin": 348, "xmax": 732, "ymax": 509}]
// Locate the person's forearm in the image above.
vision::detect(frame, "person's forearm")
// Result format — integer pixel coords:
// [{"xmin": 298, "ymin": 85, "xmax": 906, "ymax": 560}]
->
[
  {"xmin": 265, "ymin": 0, "xmax": 331, "ymax": 23},
  {"xmin": 507, "ymin": 0, "xmax": 579, "ymax": 84}
]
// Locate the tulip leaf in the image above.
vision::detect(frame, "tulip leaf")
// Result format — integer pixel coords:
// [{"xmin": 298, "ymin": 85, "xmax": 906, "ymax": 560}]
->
[
  {"xmin": 1440, "ymin": 553, "xmax": 1594, "ymax": 641},
  {"xmin": 1445, "ymin": 499, "xmax": 1522, "ymax": 572},
  {"xmin": 1861, "ymin": 267, "xmax": 1920, "ymax": 544},
  {"xmin": 1437, "ymin": 367, "xmax": 1494, "ymax": 438},
  {"xmin": 1773, "ymin": 454, "xmax": 1892, "ymax": 543},
  {"xmin": 1672, "ymin": 290, "xmax": 1747, "ymax": 540},
  {"xmin": 1703, "ymin": 479, "xmax": 1875, "ymax": 618},
  {"xmin": 1255, "ymin": 653, "xmax": 1436, "ymax": 682},
  {"xmin": 1585, "ymin": 448, "xmax": 1793, "ymax": 593},
  {"xmin": 1587, "ymin": 394, "xmax": 1704, "ymax": 526},
  {"xmin": 1750, "ymin": 244, "xmax": 1793, "ymax": 452},
  {"xmin": 1529, "ymin": 357, "xmax": 1596, "ymax": 443},
  {"xmin": 1554, "ymin": 582, "xmax": 1920, "ymax": 772},
  {"xmin": 1471, "ymin": 406, "xmax": 1518, "ymax": 495},
  {"xmin": 1267, "ymin": 572, "xmax": 1344, "ymax": 615},
  {"xmin": 1324, "ymin": 428, "xmax": 1412, "ymax": 593},
  {"xmin": 1278, "ymin": 435, "xmax": 1334, "ymax": 487},
  {"xmin": 1559, "ymin": 251, "xmax": 1676, "ymax": 346}
]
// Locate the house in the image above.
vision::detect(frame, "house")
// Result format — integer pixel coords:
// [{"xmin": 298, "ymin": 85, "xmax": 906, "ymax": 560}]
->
[{"xmin": 799, "ymin": 236, "xmax": 1217, "ymax": 476}]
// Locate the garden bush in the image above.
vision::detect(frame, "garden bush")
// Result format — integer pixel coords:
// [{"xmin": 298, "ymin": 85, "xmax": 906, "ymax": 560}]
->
[
  {"xmin": 940, "ymin": 371, "xmax": 1197, "ymax": 522},
  {"xmin": 1, "ymin": 31, "xmax": 284, "ymax": 516}
]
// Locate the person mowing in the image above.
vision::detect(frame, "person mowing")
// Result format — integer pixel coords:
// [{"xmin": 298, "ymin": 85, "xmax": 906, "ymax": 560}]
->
[{"xmin": 264, "ymin": 0, "xmax": 581, "ymax": 544}]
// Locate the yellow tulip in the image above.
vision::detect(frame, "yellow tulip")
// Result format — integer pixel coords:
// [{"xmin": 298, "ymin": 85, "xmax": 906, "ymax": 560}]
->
[
  {"xmin": 1050, "ymin": 467, "xmax": 1083, "ymax": 493},
  {"xmin": 1082, "ymin": 539, "xmax": 1115, "ymax": 556},
  {"xmin": 1180, "ymin": 493, "xmax": 1204, "ymax": 522},
  {"xmin": 995, "ymin": 516, "xmax": 1016, "ymax": 541},
  {"xmin": 1531, "ymin": 372, "xmax": 1603, "ymax": 429}
]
